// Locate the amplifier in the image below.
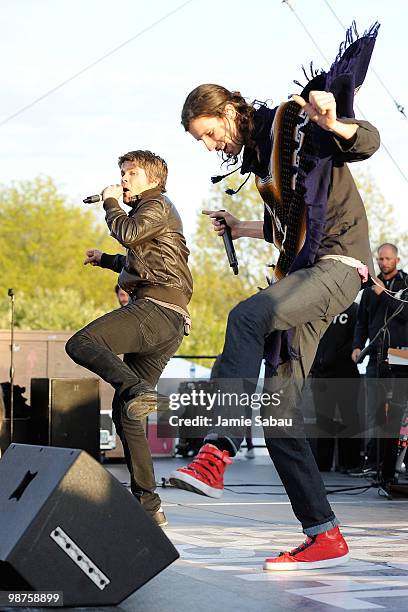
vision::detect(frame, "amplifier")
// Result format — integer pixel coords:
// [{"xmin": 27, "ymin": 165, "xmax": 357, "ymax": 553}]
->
[{"xmin": 30, "ymin": 378, "xmax": 100, "ymax": 459}]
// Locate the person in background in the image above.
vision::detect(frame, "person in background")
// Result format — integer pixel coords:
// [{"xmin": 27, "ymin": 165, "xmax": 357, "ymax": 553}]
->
[
  {"xmin": 115, "ymin": 283, "xmax": 130, "ymax": 307},
  {"xmin": 310, "ymin": 303, "xmax": 363, "ymax": 473},
  {"xmin": 352, "ymin": 243, "xmax": 408, "ymax": 478}
]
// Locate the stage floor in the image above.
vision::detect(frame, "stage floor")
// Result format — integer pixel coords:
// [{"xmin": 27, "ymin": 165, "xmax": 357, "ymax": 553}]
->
[{"xmin": 6, "ymin": 452, "xmax": 408, "ymax": 611}]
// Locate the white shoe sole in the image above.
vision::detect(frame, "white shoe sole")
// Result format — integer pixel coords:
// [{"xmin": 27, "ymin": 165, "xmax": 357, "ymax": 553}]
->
[
  {"xmin": 263, "ymin": 552, "xmax": 350, "ymax": 571},
  {"xmin": 169, "ymin": 471, "xmax": 223, "ymax": 498}
]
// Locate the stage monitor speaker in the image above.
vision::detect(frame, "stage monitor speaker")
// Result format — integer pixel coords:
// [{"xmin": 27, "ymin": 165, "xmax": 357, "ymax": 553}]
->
[
  {"xmin": 0, "ymin": 444, "xmax": 179, "ymax": 606},
  {"xmin": 30, "ymin": 378, "xmax": 100, "ymax": 459}
]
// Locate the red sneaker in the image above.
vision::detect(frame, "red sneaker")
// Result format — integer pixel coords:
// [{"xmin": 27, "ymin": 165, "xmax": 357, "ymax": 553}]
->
[
  {"xmin": 169, "ymin": 443, "xmax": 233, "ymax": 498},
  {"xmin": 263, "ymin": 527, "xmax": 349, "ymax": 571}
]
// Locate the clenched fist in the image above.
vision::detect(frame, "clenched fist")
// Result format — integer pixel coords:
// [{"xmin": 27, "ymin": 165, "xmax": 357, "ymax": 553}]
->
[
  {"xmin": 84, "ymin": 249, "xmax": 102, "ymax": 266},
  {"xmin": 292, "ymin": 91, "xmax": 338, "ymax": 132},
  {"xmin": 291, "ymin": 91, "xmax": 358, "ymax": 140}
]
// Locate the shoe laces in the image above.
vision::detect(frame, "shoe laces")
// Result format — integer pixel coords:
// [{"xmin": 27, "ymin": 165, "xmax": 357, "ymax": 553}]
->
[{"xmin": 279, "ymin": 535, "xmax": 316, "ymax": 558}]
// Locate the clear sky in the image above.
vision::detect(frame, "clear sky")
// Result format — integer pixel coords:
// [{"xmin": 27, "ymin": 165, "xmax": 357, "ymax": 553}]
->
[{"xmin": 1, "ymin": 0, "xmax": 407, "ymax": 240}]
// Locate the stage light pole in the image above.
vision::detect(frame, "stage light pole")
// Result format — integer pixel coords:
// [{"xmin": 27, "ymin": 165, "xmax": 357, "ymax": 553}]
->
[{"xmin": 8, "ymin": 288, "xmax": 15, "ymax": 443}]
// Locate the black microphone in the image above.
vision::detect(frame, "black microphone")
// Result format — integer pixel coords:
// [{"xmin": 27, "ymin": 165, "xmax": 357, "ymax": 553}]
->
[
  {"xmin": 83, "ymin": 194, "xmax": 102, "ymax": 204},
  {"xmin": 216, "ymin": 210, "xmax": 239, "ymax": 275}
]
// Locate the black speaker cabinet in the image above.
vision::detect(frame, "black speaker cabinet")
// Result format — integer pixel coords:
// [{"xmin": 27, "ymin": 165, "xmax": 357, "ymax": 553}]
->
[
  {"xmin": 0, "ymin": 383, "xmax": 31, "ymax": 455},
  {"xmin": 0, "ymin": 444, "xmax": 179, "ymax": 606},
  {"xmin": 30, "ymin": 378, "xmax": 100, "ymax": 459}
]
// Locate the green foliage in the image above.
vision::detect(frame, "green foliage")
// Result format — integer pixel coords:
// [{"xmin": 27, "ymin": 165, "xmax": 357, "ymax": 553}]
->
[
  {"xmin": 0, "ymin": 288, "xmax": 107, "ymax": 330},
  {"xmin": 353, "ymin": 169, "xmax": 408, "ymax": 266},
  {"xmin": 353, "ymin": 171, "xmax": 400, "ymax": 251},
  {"xmin": 1, "ymin": 170, "xmax": 405, "ymax": 352},
  {"xmin": 0, "ymin": 176, "xmax": 122, "ymax": 329}
]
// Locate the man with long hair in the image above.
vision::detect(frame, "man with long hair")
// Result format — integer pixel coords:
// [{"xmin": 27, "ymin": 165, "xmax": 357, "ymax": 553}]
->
[{"xmin": 170, "ymin": 24, "xmax": 380, "ymax": 569}]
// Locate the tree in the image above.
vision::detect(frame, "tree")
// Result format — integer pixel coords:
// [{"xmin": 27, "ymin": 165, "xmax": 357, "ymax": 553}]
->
[
  {"xmin": 352, "ymin": 169, "xmax": 408, "ymax": 264},
  {"xmin": 2, "ymin": 170, "xmax": 404, "ymax": 340},
  {"xmin": 0, "ymin": 176, "xmax": 122, "ymax": 329},
  {"xmin": 0, "ymin": 288, "xmax": 107, "ymax": 331}
]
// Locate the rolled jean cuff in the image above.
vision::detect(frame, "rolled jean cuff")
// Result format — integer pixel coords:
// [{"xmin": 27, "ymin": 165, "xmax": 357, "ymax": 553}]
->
[{"xmin": 303, "ymin": 515, "xmax": 339, "ymax": 537}]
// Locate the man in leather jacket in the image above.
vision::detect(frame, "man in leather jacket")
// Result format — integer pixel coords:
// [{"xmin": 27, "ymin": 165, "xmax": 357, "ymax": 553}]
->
[{"xmin": 66, "ymin": 150, "xmax": 192, "ymax": 526}]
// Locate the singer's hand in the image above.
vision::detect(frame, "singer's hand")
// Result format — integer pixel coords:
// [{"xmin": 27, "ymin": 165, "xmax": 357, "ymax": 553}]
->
[
  {"xmin": 84, "ymin": 249, "xmax": 102, "ymax": 266},
  {"xmin": 351, "ymin": 348, "xmax": 361, "ymax": 364},
  {"xmin": 102, "ymin": 184, "xmax": 122, "ymax": 201},
  {"xmin": 202, "ymin": 209, "xmax": 241, "ymax": 239}
]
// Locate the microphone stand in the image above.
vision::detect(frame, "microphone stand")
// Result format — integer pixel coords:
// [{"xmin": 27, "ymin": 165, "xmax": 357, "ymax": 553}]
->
[
  {"xmin": 8, "ymin": 288, "xmax": 15, "ymax": 444},
  {"xmin": 326, "ymin": 302, "xmax": 405, "ymax": 499},
  {"xmin": 356, "ymin": 303, "xmax": 404, "ymax": 365}
]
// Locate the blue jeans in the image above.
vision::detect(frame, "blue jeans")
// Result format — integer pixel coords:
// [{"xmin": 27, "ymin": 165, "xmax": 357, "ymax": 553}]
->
[{"xmin": 205, "ymin": 260, "xmax": 361, "ymax": 535}]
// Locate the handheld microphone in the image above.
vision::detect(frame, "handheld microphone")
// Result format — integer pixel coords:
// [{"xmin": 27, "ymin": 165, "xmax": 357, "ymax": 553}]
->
[
  {"xmin": 216, "ymin": 210, "xmax": 239, "ymax": 275},
  {"xmin": 83, "ymin": 194, "xmax": 102, "ymax": 204}
]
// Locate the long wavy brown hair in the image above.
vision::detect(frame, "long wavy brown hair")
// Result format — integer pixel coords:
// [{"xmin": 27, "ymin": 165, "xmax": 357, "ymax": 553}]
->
[{"xmin": 181, "ymin": 84, "xmax": 256, "ymax": 165}]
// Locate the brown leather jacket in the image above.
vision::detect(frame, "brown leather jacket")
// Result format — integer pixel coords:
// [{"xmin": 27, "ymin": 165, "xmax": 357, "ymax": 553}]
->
[{"xmin": 100, "ymin": 187, "xmax": 192, "ymax": 310}]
